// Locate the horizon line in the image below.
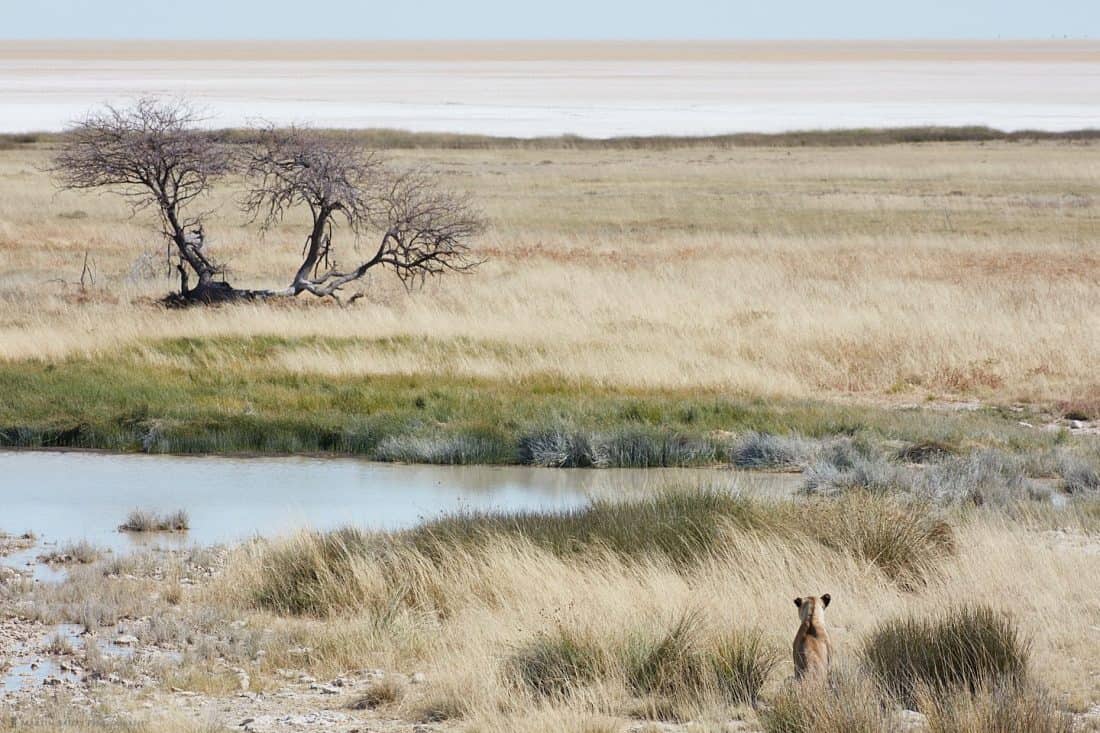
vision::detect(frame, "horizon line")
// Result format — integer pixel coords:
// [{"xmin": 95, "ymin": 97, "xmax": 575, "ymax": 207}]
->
[{"xmin": 1, "ymin": 37, "xmax": 1097, "ymax": 42}]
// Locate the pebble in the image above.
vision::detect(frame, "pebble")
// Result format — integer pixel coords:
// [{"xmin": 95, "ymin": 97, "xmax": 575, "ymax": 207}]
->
[{"xmin": 896, "ymin": 709, "xmax": 928, "ymax": 731}]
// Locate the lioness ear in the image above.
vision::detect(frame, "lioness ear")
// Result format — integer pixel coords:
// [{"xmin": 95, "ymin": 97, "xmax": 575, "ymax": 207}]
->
[
  {"xmin": 794, "ymin": 597, "xmax": 802, "ymax": 607},
  {"xmin": 821, "ymin": 593, "xmax": 831, "ymax": 607}
]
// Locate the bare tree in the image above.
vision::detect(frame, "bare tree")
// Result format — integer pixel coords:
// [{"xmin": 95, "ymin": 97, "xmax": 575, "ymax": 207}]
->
[
  {"xmin": 243, "ymin": 128, "xmax": 484, "ymax": 300},
  {"xmin": 51, "ymin": 98, "xmax": 239, "ymax": 303}
]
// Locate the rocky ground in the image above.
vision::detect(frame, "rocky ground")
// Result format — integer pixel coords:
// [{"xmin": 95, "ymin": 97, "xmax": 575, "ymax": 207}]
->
[{"xmin": 0, "ymin": 540, "xmax": 448, "ymax": 732}]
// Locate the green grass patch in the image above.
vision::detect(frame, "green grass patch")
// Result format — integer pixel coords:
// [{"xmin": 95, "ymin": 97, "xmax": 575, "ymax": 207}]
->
[{"xmin": 0, "ymin": 336, "xmax": 1068, "ymax": 466}]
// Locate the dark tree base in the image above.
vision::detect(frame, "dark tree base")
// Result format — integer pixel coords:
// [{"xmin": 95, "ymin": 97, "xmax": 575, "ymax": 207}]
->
[{"xmin": 161, "ymin": 281, "xmax": 282, "ymax": 308}]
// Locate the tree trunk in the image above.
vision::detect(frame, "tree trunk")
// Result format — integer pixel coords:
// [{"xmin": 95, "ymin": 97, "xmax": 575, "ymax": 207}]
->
[{"xmin": 290, "ymin": 211, "xmax": 331, "ymax": 294}]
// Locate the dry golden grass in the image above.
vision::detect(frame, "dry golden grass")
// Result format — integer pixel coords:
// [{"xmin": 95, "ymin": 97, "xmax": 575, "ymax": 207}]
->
[
  {"xmin": 0, "ymin": 140, "xmax": 1098, "ymax": 406},
  {"xmin": 211, "ymin": 507, "xmax": 1100, "ymax": 727}
]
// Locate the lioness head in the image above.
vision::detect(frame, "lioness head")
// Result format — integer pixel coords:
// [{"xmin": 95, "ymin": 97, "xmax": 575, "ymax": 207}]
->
[{"xmin": 794, "ymin": 593, "xmax": 831, "ymax": 624}]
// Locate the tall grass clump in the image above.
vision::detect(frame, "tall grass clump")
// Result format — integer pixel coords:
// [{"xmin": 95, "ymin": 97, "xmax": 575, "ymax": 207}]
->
[
  {"xmin": 505, "ymin": 625, "xmax": 605, "ymax": 698},
  {"xmin": 623, "ymin": 612, "xmax": 776, "ymax": 707},
  {"xmin": 234, "ymin": 489, "xmax": 956, "ymax": 625},
  {"xmin": 921, "ymin": 450, "xmax": 1048, "ymax": 508},
  {"xmin": 517, "ymin": 428, "xmax": 597, "ymax": 467},
  {"xmin": 1057, "ymin": 452, "xmax": 1100, "ymax": 495},
  {"xmin": 861, "ymin": 605, "xmax": 1029, "ymax": 708},
  {"xmin": 518, "ymin": 427, "xmax": 718, "ymax": 467},
  {"xmin": 118, "ymin": 509, "xmax": 189, "ymax": 532},
  {"xmin": 801, "ymin": 455, "xmax": 913, "ymax": 497},
  {"xmin": 759, "ymin": 666, "xmax": 892, "ymax": 733},
  {"xmin": 508, "ymin": 612, "xmax": 777, "ymax": 710},
  {"xmin": 244, "ymin": 527, "xmax": 376, "ymax": 616},
  {"xmin": 37, "ymin": 540, "xmax": 102, "ymax": 565},
  {"xmin": 406, "ymin": 489, "xmax": 754, "ymax": 565},
  {"xmin": 729, "ymin": 432, "xmax": 809, "ymax": 470},
  {"xmin": 374, "ymin": 432, "xmax": 508, "ymax": 465},
  {"xmin": 920, "ymin": 681, "xmax": 1072, "ymax": 733},
  {"xmin": 595, "ymin": 427, "xmax": 717, "ymax": 468},
  {"xmin": 805, "ymin": 493, "xmax": 955, "ymax": 589}
]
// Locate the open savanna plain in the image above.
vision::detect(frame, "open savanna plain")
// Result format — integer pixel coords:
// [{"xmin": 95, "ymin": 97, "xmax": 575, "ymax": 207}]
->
[
  {"xmin": 1, "ymin": 133, "xmax": 1099, "ymax": 457},
  {"xmin": 3, "ymin": 132, "xmax": 1100, "ymax": 733}
]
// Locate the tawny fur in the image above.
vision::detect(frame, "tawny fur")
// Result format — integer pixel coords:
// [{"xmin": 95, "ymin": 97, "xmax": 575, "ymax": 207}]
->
[{"xmin": 792, "ymin": 593, "xmax": 831, "ymax": 682}]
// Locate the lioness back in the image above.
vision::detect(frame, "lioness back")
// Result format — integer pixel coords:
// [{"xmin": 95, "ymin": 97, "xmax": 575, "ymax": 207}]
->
[{"xmin": 792, "ymin": 593, "xmax": 831, "ymax": 682}]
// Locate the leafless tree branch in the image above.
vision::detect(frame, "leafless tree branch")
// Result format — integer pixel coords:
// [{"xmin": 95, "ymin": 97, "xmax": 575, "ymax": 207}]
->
[
  {"xmin": 242, "ymin": 128, "xmax": 484, "ymax": 299},
  {"xmin": 50, "ymin": 98, "xmax": 236, "ymax": 302}
]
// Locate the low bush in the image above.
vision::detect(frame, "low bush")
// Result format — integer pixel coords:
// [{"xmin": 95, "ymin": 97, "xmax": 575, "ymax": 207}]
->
[
  {"xmin": 861, "ymin": 605, "xmax": 1029, "ymax": 708},
  {"xmin": 804, "ymin": 448, "xmax": 1052, "ymax": 509},
  {"xmin": 895, "ymin": 439, "xmax": 958, "ymax": 464}
]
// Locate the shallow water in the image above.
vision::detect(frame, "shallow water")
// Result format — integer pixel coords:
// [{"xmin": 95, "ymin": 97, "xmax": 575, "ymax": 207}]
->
[
  {"xmin": 0, "ymin": 622, "xmax": 153, "ymax": 693},
  {"xmin": 1, "ymin": 624, "xmax": 83, "ymax": 692},
  {"xmin": 0, "ymin": 450, "xmax": 798, "ymax": 559},
  {"xmin": 2, "ymin": 43, "xmax": 1098, "ymax": 135}
]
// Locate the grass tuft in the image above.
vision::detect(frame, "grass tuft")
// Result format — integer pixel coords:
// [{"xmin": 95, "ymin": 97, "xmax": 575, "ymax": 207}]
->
[
  {"xmin": 729, "ymin": 432, "xmax": 809, "ymax": 470},
  {"xmin": 921, "ymin": 680, "xmax": 1072, "ymax": 733},
  {"xmin": 1057, "ymin": 452, "xmax": 1100, "ymax": 495},
  {"xmin": 624, "ymin": 611, "xmax": 776, "ymax": 707},
  {"xmin": 375, "ymin": 432, "xmax": 509, "ymax": 464},
  {"xmin": 861, "ymin": 604, "xmax": 1029, "ymax": 709},
  {"xmin": 118, "ymin": 509, "xmax": 189, "ymax": 532},
  {"xmin": 507, "ymin": 611, "xmax": 776, "ymax": 709},
  {"xmin": 245, "ymin": 527, "xmax": 374, "ymax": 616},
  {"xmin": 759, "ymin": 665, "xmax": 892, "ymax": 733},
  {"xmin": 922, "ymin": 450, "xmax": 1049, "ymax": 508},
  {"xmin": 506, "ymin": 625, "xmax": 604, "ymax": 698},
  {"xmin": 347, "ymin": 675, "xmax": 408, "ymax": 709},
  {"xmin": 37, "ymin": 540, "xmax": 103, "ymax": 565}
]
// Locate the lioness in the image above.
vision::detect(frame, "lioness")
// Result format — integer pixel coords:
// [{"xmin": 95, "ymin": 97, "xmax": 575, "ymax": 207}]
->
[{"xmin": 792, "ymin": 593, "xmax": 831, "ymax": 682}]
